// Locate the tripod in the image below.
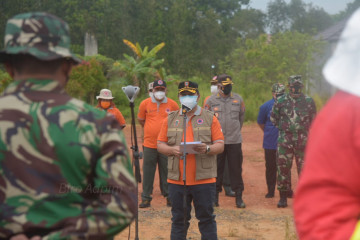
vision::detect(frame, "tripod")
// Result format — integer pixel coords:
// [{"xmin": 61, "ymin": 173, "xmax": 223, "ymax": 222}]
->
[{"xmin": 122, "ymin": 86, "xmax": 141, "ymax": 240}]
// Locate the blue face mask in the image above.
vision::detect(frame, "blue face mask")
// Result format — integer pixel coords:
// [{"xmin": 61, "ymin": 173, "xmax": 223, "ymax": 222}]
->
[{"xmin": 179, "ymin": 95, "xmax": 198, "ymax": 110}]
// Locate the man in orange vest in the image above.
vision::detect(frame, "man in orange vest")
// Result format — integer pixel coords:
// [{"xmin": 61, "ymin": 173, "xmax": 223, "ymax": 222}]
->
[{"xmin": 158, "ymin": 81, "xmax": 224, "ymax": 239}]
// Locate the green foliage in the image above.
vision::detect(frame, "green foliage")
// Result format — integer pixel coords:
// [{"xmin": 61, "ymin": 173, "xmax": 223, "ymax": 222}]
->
[
  {"xmin": 118, "ymin": 40, "xmax": 168, "ymax": 96},
  {"xmin": 110, "ymin": 54, "xmax": 157, "ymax": 91},
  {"xmin": 66, "ymin": 58, "xmax": 108, "ymax": 105},
  {"xmin": 217, "ymin": 31, "xmax": 324, "ymax": 121},
  {"xmin": 0, "ymin": 0, "xmax": 348, "ymax": 122},
  {"xmin": 84, "ymin": 54, "xmax": 115, "ymax": 77},
  {"xmin": 334, "ymin": 0, "xmax": 360, "ymax": 20},
  {"xmin": 0, "ymin": 70, "xmax": 12, "ymax": 93},
  {"xmin": 267, "ymin": 0, "xmax": 334, "ymax": 34},
  {"xmin": 311, "ymin": 93, "xmax": 329, "ymax": 112}
]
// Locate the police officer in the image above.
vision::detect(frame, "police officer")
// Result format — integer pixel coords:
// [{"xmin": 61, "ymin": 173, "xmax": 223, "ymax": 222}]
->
[
  {"xmin": 0, "ymin": 12, "xmax": 136, "ymax": 239},
  {"xmin": 270, "ymin": 75, "xmax": 316, "ymax": 208},
  {"xmin": 205, "ymin": 74, "xmax": 246, "ymax": 208},
  {"xmin": 204, "ymin": 76, "xmax": 235, "ymax": 198}
]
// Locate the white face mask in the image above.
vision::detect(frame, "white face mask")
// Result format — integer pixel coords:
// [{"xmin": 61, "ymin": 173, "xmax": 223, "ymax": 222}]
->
[
  {"xmin": 154, "ymin": 91, "xmax": 165, "ymax": 100},
  {"xmin": 179, "ymin": 95, "xmax": 198, "ymax": 110},
  {"xmin": 149, "ymin": 92, "xmax": 154, "ymax": 98},
  {"xmin": 211, "ymin": 85, "xmax": 218, "ymax": 95}
]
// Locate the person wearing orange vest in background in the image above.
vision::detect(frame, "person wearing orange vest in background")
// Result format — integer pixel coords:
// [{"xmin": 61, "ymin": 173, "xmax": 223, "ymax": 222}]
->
[
  {"xmin": 138, "ymin": 79, "xmax": 179, "ymax": 208},
  {"xmin": 96, "ymin": 89, "xmax": 126, "ymax": 129},
  {"xmin": 203, "ymin": 76, "xmax": 235, "ymax": 198},
  {"xmin": 294, "ymin": 8, "xmax": 360, "ymax": 240}
]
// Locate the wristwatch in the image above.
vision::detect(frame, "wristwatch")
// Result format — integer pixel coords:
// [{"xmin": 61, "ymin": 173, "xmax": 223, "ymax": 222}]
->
[{"xmin": 205, "ymin": 145, "xmax": 210, "ymax": 154}]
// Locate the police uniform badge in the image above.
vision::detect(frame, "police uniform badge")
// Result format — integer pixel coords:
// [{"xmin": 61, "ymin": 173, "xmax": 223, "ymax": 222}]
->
[{"xmin": 197, "ymin": 119, "xmax": 204, "ymax": 125}]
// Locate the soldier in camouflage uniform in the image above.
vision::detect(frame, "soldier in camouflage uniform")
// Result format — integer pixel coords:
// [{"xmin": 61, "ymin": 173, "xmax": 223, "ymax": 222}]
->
[
  {"xmin": 0, "ymin": 12, "xmax": 136, "ymax": 239},
  {"xmin": 270, "ymin": 75, "xmax": 316, "ymax": 208},
  {"xmin": 257, "ymin": 83, "xmax": 285, "ymax": 199}
]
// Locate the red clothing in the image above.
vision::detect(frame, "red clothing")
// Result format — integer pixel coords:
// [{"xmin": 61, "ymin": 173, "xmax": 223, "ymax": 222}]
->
[{"xmin": 294, "ymin": 91, "xmax": 360, "ymax": 240}]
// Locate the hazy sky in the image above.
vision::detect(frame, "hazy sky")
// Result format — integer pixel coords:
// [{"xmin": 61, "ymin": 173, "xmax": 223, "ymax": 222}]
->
[{"xmin": 248, "ymin": 0, "xmax": 353, "ymax": 14}]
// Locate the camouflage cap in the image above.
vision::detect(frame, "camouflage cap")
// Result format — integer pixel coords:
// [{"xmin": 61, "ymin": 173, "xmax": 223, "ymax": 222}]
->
[
  {"xmin": 288, "ymin": 75, "xmax": 302, "ymax": 85},
  {"xmin": 272, "ymin": 83, "xmax": 285, "ymax": 94},
  {"xmin": 0, "ymin": 12, "xmax": 81, "ymax": 63}
]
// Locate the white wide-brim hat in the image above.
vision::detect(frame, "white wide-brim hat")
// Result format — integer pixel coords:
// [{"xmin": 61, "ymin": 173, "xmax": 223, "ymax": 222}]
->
[
  {"xmin": 96, "ymin": 88, "xmax": 114, "ymax": 100},
  {"xmin": 323, "ymin": 8, "xmax": 360, "ymax": 97}
]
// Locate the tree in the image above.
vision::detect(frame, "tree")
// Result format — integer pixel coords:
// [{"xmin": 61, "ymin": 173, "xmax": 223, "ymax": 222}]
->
[
  {"xmin": 230, "ymin": 9, "xmax": 266, "ymax": 38},
  {"xmin": 267, "ymin": 0, "xmax": 333, "ymax": 34},
  {"xmin": 66, "ymin": 58, "xmax": 108, "ymax": 104},
  {"xmin": 218, "ymin": 32, "xmax": 324, "ymax": 120},
  {"xmin": 334, "ymin": 0, "xmax": 360, "ymax": 20}
]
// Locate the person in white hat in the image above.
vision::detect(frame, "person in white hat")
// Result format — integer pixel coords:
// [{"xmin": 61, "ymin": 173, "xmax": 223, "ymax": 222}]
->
[
  {"xmin": 96, "ymin": 89, "xmax": 126, "ymax": 129},
  {"xmin": 294, "ymin": 8, "xmax": 360, "ymax": 240}
]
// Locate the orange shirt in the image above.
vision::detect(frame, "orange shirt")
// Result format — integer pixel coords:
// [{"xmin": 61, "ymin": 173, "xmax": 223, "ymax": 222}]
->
[
  {"xmin": 138, "ymin": 97, "xmax": 179, "ymax": 148},
  {"xmin": 158, "ymin": 110, "xmax": 224, "ymax": 185},
  {"xmin": 107, "ymin": 107, "xmax": 126, "ymax": 127}
]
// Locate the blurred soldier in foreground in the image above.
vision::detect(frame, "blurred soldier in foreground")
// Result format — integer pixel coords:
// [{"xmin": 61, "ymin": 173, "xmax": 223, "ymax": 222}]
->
[
  {"xmin": 257, "ymin": 83, "xmax": 285, "ymax": 198},
  {"xmin": 294, "ymin": 8, "xmax": 360, "ymax": 239},
  {"xmin": 0, "ymin": 12, "xmax": 136, "ymax": 239},
  {"xmin": 270, "ymin": 75, "xmax": 316, "ymax": 208}
]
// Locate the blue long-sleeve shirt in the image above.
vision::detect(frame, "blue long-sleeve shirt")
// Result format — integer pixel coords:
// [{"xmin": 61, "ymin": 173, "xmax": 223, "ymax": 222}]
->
[{"xmin": 257, "ymin": 98, "xmax": 278, "ymax": 150}]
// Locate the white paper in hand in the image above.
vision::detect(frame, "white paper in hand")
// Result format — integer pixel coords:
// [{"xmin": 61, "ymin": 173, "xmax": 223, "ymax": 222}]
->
[{"xmin": 180, "ymin": 141, "xmax": 202, "ymax": 154}]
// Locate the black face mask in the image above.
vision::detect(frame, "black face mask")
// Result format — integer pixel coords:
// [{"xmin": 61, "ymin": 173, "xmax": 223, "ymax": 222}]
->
[
  {"xmin": 221, "ymin": 85, "xmax": 232, "ymax": 95},
  {"xmin": 289, "ymin": 83, "xmax": 302, "ymax": 95},
  {"xmin": 276, "ymin": 93, "xmax": 284, "ymax": 98}
]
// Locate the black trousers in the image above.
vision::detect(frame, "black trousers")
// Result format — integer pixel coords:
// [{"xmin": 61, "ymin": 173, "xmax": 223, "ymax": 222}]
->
[
  {"xmin": 216, "ymin": 143, "xmax": 244, "ymax": 193},
  {"xmin": 265, "ymin": 149, "xmax": 277, "ymax": 193},
  {"xmin": 168, "ymin": 183, "xmax": 217, "ymax": 240}
]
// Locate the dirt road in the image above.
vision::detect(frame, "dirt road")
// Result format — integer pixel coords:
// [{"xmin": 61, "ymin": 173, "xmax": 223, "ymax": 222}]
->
[{"xmin": 115, "ymin": 123, "xmax": 298, "ymax": 240}]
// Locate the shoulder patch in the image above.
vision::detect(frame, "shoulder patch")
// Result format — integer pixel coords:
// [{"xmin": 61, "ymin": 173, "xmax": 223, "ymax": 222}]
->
[{"xmin": 241, "ymin": 102, "xmax": 245, "ymax": 112}]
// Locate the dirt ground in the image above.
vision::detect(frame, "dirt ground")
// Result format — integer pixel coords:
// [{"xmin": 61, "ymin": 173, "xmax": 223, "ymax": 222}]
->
[{"xmin": 115, "ymin": 122, "xmax": 299, "ymax": 240}]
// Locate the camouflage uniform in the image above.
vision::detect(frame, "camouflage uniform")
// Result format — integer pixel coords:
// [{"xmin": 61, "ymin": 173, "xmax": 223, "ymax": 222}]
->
[
  {"xmin": 0, "ymin": 12, "xmax": 136, "ymax": 239},
  {"xmin": 270, "ymin": 76, "xmax": 316, "ymax": 192}
]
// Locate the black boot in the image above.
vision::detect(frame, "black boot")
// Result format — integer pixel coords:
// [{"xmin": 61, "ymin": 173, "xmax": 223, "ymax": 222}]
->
[
  {"xmin": 235, "ymin": 191, "xmax": 246, "ymax": 208},
  {"xmin": 287, "ymin": 189, "xmax": 293, "ymax": 198},
  {"xmin": 214, "ymin": 192, "xmax": 219, "ymax": 207},
  {"xmin": 224, "ymin": 186, "xmax": 235, "ymax": 197},
  {"xmin": 265, "ymin": 184, "xmax": 275, "ymax": 198},
  {"xmin": 277, "ymin": 191, "xmax": 288, "ymax": 208},
  {"xmin": 265, "ymin": 192, "xmax": 274, "ymax": 198}
]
